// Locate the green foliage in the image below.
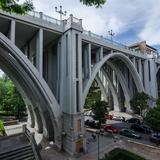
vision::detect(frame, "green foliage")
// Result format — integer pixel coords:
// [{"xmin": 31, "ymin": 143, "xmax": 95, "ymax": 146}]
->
[
  {"xmin": 144, "ymin": 104, "xmax": 160, "ymax": 132},
  {"xmin": 0, "ymin": 75, "xmax": 25, "ymax": 118},
  {"xmin": 92, "ymin": 100, "xmax": 108, "ymax": 124},
  {"xmin": 80, "ymin": 0, "xmax": 106, "ymax": 7},
  {"xmin": 101, "ymin": 148, "xmax": 145, "ymax": 160},
  {"xmin": 0, "ymin": 0, "xmax": 34, "ymax": 14},
  {"xmin": 0, "ymin": 120, "xmax": 5, "ymax": 136},
  {"xmin": 84, "ymin": 86, "xmax": 101, "ymax": 109},
  {"xmin": 130, "ymin": 92, "xmax": 149, "ymax": 115},
  {"xmin": 156, "ymin": 98, "xmax": 160, "ymax": 106}
]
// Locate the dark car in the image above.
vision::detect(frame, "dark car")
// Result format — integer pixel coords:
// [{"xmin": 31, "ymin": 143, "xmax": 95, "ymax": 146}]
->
[
  {"xmin": 150, "ymin": 133, "xmax": 160, "ymax": 144},
  {"xmin": 119, "ymin": 128, "xmax": 141, "ymax": 139},
  {"xmin": 126, "ymin": 118, "xmax": 141, "ymax": 124},
  {"xmin": 131, "ymin": 124, "xmax": 152, "ymax": 134},
  {"xmin": 85, "ymin": 120, "xmax": 100, "ymax": 129}
]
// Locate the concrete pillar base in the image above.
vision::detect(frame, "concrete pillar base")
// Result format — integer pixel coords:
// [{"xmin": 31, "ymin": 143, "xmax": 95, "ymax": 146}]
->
[{"xmin": 62, "ymin": 112, "xmax": 86, "ymax": 155}]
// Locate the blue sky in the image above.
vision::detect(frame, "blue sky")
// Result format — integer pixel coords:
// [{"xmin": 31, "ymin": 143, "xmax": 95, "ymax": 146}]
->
[{"xmin": 19, "ymin": 0, "xmax": 160, "ymax": 51}]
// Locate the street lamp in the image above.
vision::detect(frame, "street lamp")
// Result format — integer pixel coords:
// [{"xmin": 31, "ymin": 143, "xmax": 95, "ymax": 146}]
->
[
  {"xmin": 96, "ymin": 129, "xmax": 104, "ymax": 160},
  {"xmin": 55, "ymin": 5, "xmax": 67, "ymax": 21},
  {"xmin": 108, "ymin": 29, "xmax": 115, "ymax": 41}
]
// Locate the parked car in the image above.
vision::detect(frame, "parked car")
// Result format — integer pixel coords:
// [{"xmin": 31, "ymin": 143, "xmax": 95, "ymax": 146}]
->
[
  {"xmin": 119, "ymin": 128, "xmax": 141, "ymax": 139},
  {"xmin": 126, "ymin": 118, "xmax": 141, "ymax": 124},
  {"xmin": 113, "ymin": 116, "xmax": 125, "ymax": 122},
  {"xmin": 84, "ymin": 115, "xmax": 94, "ymax": 122},
  {"xmin": 131, "ymin": 124, "xmax": 152, "ymax": 134},
  {"xmin": 105, "ymin": 115, "xmax": 113, "ymax": 120},
  {"xmin": 84, "ymin": 110, "xmax": 94, "ymax": 116},
  {"xmin": 103, "ymin": 124, "xmax": 119, "ymax": 133},
  {"xmin": 150, "ymin": 133, "xmax": 160, "ymax": 144},
  {"xmin": 85, "ymin": 119, "xmax": 100, "ymax": 129}
]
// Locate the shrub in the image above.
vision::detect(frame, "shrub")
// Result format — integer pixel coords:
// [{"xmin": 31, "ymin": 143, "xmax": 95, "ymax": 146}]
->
[
  {"xmin": 0, "ymin": 120, "xmax": 5, "ymax": 136},
  {"xmin": 101, "ymin": 148, "xmax": 145, "ymax": 160}
]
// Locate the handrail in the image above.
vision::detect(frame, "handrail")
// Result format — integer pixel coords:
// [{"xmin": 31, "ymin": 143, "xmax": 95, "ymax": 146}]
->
[
  {"xmin": 27, "ymin": 11, "xmax": 62, "ymax": 26},
  {"xmin": 22, "ymin": 125, "xmax": 42, "ymax": 160}
]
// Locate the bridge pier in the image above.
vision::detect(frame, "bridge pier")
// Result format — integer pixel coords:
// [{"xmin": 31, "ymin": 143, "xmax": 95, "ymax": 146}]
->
[{"xmin": 58, "ymin": 15, "xmax": 86, "ymax": 155}]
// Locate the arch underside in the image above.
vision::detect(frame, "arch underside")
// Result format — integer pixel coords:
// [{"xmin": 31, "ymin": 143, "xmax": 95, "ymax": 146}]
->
[
  {"xmin": 83, "ymin": 52, "xmax": 144, "ymax": 111},
  {"xmin": 0, "ymin": 33, "xmax": 61, "ymax": 149}
]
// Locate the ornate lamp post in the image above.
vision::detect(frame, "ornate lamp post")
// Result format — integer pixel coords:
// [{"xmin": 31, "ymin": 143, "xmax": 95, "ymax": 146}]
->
[
  {"xmin": 55, "ymin": 5, "xmax": 67, "ymax": 21},
  {"xmin": 96, "ymin": 129, "xmax": 104, "ymax": 160},
  {"xmin": 108, "ymin": 29, "xmax": 115, "ymax": 41}
]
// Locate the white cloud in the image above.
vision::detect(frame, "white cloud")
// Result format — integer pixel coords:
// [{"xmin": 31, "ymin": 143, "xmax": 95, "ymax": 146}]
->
[{"xmin": 138, "ymin": 0, "xmax": 160, "ymax": 45}]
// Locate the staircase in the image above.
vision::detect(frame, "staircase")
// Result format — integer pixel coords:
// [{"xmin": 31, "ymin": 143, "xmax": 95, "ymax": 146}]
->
[
  {"xmin": 0, "ymin": 125, "xmax": 41, "ymax": 160},
  {"xmin": 0, "ymin": 144, "xmax": 36, "ymax": 160}
]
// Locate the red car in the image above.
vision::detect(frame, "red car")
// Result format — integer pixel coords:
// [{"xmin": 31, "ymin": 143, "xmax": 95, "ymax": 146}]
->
[
  {"xmin": 103, "ymin": 125, "xmax": 119, "ymax": 133},
  {"xmin": 105, "ymin": 115, "xmax": 113, "ymax": 120}
]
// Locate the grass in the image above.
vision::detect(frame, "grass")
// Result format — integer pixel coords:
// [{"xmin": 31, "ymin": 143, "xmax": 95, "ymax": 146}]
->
[{"xmin": 101, "ymin": 148, "xmax": 145, "ymax": 160}]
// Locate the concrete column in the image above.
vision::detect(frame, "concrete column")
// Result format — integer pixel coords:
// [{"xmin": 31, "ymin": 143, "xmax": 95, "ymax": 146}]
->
[
  {"xmin": 149, "ymin": 59, "xmax": 157, "ymax": 99},
  {"xmin": 57, "ymin": 40, "xmax": 61, "ymax": 103},
  {"xmin": 10, "ymin": 20, "xmax": 16, "ymax": 44},
  {"xmin": 100, "ymin": 47, "xmax": 103, "ymax": 60},
  {"xmin": 96, "ymin": 48, "xmax": 100, "ymax": 63},
  {"xmin": 61, "ymin": 28, "xmax": 86, "ymax": 155},
  {"xmin": 36, "ymin": 28, "xmax": 43, "ymax": 75},
  {"xmin": 88, "ymin": 43, "xmax": 91, "ymax": 78},
  {"xmin": 33, "ymin": 107, "xmax": 43, "ymax": 133},
  {"xmin": 138, "ymin": 59, "xmax": 143, "ymax": 81},
  {"xmin": 143, "ymin": 60, "xmax": 150, "ymax": 93},
  {"xmin": 83, "ymin": 45, "xmax": 91, "ymax": 80},
  {"xmin": 132, "ymin": 57, "xmax": 136, "ymax": 68},
  {"xmin": 26, "ymin": 105, "xmax": 35, "ymax": 128}
]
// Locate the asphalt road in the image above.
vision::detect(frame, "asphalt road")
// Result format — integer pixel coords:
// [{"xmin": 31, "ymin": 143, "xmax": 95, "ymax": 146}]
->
[{"xmin": 104, "ymin": 119, "xmax": 159, "ymax": 147}]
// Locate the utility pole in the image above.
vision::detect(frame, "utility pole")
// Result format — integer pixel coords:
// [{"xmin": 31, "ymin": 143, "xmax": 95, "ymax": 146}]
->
[
  {"xmin": 108, "ymin": 29, "xmax": 115, "ymax": 41},
  {"xmin": 55, "ymin": 6, "xmax": 67, "ymax": 21}
]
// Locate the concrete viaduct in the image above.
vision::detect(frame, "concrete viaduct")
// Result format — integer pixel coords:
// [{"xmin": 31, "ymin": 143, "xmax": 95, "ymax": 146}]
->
[{"xmin": 0, "ymin": 10, "xmax": 160, "ymax": 154}]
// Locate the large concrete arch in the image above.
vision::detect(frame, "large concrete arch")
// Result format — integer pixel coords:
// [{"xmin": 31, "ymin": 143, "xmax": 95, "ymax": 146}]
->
[
  {"xmin": 0, "ymin": 33, "xmax": 62, "ymax": 149},
  {"xmin": 107, "ymin": 61, "xmax": 131, "ymax": 111},
  {"xmin": 0, "ymin": 63, "xmax": 43, "ymax": 133},
  {"xmin": 82, "ymin": 52, "xmax": 144, "ymax": 107}
]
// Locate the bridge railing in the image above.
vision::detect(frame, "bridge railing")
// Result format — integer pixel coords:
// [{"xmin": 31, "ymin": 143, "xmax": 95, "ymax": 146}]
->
[
  {"xmin": 27, "ymin": 11, "xmax": 62, "ymax": 26},
  {"xmin": 83, "ymin": 30, "xmax": 150, "ymax": 55}
]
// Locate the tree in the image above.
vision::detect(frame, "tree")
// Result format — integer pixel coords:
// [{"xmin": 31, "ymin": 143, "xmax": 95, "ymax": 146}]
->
[
  {"xmin": 0, "ymin": 0, "xmax": 34, "ymax": 14},
  {"xmin": 144, "ymin": 105, "xmax": 160, "ymax": 133},
  {"xmin": 130, "ymin": 92, "xmax": 149, "ymax": 116},
  {"xmin": 0, "ymin": 75, "xmax": 25, "ymax": 117},
  {"xmin": 0, "ymin": 120, "xmax": 6, "ymax": 136},
  {"xmin": 92, "ymin": 100, "xmax": 108, "ymax": 125},
  {"xmin": 84, "ymin": 85, "xmax": 101, "ymax": 109},
  {"xmin": 80, "ymin": 0, "xmax": 106, "ymax": 7}
]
